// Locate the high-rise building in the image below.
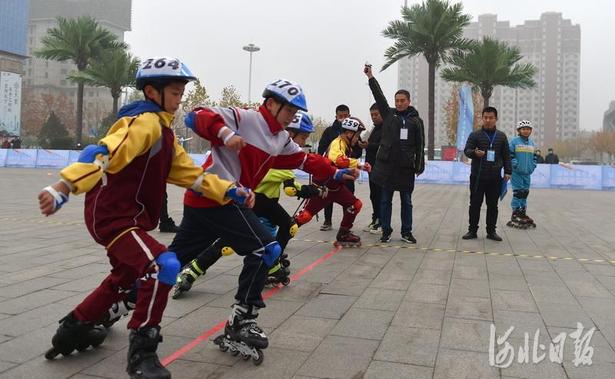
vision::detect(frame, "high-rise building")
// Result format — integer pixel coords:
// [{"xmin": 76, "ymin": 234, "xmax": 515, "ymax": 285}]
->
[
  {"xmin": 0, "ymin": 0, "xmax": 29, "ymax": 137},
  {"xmin": 604, "ymin": 101, "xmax": 615, "ymax": 132},
  {"xmin": 398, "ymin": 13, "xmax": 581, "ymax": 150},
  {"xmin": 25, "ymin": 0, "xmax": 132, "ymax": 136}
]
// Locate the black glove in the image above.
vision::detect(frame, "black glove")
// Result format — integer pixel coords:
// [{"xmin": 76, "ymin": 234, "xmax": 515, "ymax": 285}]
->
[{"xmin": 296, "ymin": 184, "xmax": 322, "ymax": 199}]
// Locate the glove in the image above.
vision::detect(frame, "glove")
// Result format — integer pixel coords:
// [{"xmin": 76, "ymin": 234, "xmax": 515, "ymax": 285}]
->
[
  {"xmin": 283, "ymin": 179, "xmax": 298, "ymax": 197},
  {"xmin": 184, "ymin": 111, "xmax": 197, "ymax": 132},
  {"xmin": 78, "ymin": 144, "xmax": 109, "ymax": 163},
  {"xmin": 334, "ymin": 168, "xmax": 353, "ymax": 181},
  {"xmin": 296, "ymin": 184, "xmax": 321, "ymax": 199},
  {"xmin": 226, "ymin": 187, "xmax": 251, "ymax": 205}
]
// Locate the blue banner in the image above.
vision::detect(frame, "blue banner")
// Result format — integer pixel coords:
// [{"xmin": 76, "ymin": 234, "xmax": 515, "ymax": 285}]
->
[
  {"xmin": 0, "ymin": 148, "xmax": 7, "ymax": 167},
  {"xmin": 456, "ymin": 85, "xmax": 474, "ymax": 151},
  {"xmin": 418, "ymin": 161, "xmax": 453, "ymax": 183},
  {"xmin": 35, "ymin": 149, "xmax": 70, "ymax": 168},
  {"xmin": 550, "ymin": 164, "xmax": 602, "ymax": 190},
  {"xmin": 601, "ymin": 165, "xmax": 615, "ymax": 190},
  {"xmin": 5, "ymin": 149, "xmax": 37, "ymax": 167},
  {"xmin": 530, "ymin": 164, "xmax": 551, "ymax": 188}
]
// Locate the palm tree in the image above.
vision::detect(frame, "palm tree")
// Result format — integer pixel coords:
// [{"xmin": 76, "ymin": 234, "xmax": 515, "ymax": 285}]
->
[
  {"xmin": 441, "ymin": 37, "xmax": 537, "ymax": 107},
  {"xmin": 382, "ymin": 0, "xmax": 471, "ymax": 160},
  {"xmin": 35, "ymin": 16, "xmax": 126, "ymax": 145},
  {"xmin": 69, "ymin": 48, "xmax": 140, "ymax": 116}
]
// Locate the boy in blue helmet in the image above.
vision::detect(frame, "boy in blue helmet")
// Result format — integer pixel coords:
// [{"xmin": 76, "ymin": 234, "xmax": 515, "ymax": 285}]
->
[
  {"xmin": 37, "ymin": 57, "xmax": 247, "ymax": 379},
  {"xmin": 507, "ymin": 120, "xmax": 538, "ymax": 229}
]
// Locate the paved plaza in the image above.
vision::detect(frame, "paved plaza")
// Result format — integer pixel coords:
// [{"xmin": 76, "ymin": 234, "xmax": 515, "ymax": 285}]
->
[{"xmin": 1, "ymin": 167, "xmax": 615, "ymax": 378}]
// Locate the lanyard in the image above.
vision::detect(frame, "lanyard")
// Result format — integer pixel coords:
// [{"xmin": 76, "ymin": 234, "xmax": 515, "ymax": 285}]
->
[{"xmin": 483, "ymin": 130, "xmax": 496, "ymax": 149}]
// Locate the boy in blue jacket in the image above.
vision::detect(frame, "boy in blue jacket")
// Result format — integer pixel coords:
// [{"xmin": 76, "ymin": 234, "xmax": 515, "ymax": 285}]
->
[{"xmin": 507, "ymin": 120, "xmax": 537, "ymax": 229}]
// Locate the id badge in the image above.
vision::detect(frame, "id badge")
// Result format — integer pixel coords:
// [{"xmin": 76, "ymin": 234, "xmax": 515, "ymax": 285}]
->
[
  {"xmin": 486, "ymin": 149, "xmax": 495, "ymax": 162},
  {"xmin": 400, "ymin": 128, "xmax": 408, "ymax": 140}
]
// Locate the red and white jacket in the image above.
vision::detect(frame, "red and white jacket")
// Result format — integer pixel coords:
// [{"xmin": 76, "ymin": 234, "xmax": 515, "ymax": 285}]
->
[{"xmin": 185, "ymin": 104, "xmax": 337, "ymax": 208}]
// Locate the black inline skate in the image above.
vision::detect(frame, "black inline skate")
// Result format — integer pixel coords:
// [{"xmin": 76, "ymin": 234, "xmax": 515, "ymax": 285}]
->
[
  {"xmin": 506, "ymin": 210, "xmax": 532, "ymax": 229},
  {"xmin": 213, "ymin": 303, "xmax": 266, "ymax": 365},
  {"xmin": 98, "ymin": 288, "xmax": 137, "ymax": 328},
  {"xmin": 45, "ymin": 312, "xmax": 107, "ymax": 360},
  {"xmin": 126, "ymin": 326, "xmax": 170, "ymax": 379},
  {"xmin": 519, "ymin": 208, "xmax": 536, "ymax": 228},
  {"xmin": 171, "ymin": 260, "xmax": 204, "ymax": 299},
  {"xmin": 265, "ymin": 262, "xmax": 290, "ymax": 286},
  {"xmin": 334, "ymin": 228, "xmax": 361, "ymax": 248}
]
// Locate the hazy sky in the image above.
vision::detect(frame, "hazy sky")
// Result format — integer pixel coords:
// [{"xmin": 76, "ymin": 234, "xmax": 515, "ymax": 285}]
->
[{"xmin": 125, "ymin": 0, "xmax": 614, "ymax": 131}]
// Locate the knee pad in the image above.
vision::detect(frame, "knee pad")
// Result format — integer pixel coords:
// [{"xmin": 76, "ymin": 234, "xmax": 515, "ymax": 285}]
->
[
  {"xmin": 512, "ymin": 189, "xmax": 522, "ymax": 199},
  {"xmin": 295, "ymin": 209, "xmax": 313, "ymax": 226},
  {"xmin": 514, "ymin": 189, "xmax": 529, "ymax": 199},
  {"xmin": 289, "ymin": 222, "xmax": 299, "ymax": 237},
  {"xmin": 520, "ymin": 189, "xmax": 529, "ymax": 199},
  {"xmin": 346, "ymin": 198, "xmax": 363, "ymax": 215},
  {"xmin": 155, "ymin": 251, "xmax": 181, "ymax": 286},
  {"xmin": 260, "ymin": 241, "xmax": 282, "ymax": 267}
]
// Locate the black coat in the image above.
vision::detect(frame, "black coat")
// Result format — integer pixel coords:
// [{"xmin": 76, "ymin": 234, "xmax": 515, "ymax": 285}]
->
[
  {"xmin": 463, "ymin": 128, "xmax": 512, "ymax": 180},
  {"xmin": 368, "ymin": 77, "xmax": 425, "ymax": 191},
  {"xmin": 365, "ymin": 123, "xmax": 383, "ymax": 166},
  {"xmin": 545, "ymin": 153, "xmax": 559, "ymax": 164}
]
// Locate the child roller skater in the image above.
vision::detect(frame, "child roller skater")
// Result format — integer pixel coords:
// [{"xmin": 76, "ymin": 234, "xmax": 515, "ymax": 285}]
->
[
  {"xmin": 507, "ymin": 120, "xmax": 537, "ymax": 229},
  {"xmin": 37, "ymin": 57, "xmax": 243, "ymax": 379},
  {"xmin": 295, "ymin": 117, "xmax": 370, "ymax": 247},
  {"xmin": 253, "ymin": 111, "xmax": 326, "ymax": 286}
]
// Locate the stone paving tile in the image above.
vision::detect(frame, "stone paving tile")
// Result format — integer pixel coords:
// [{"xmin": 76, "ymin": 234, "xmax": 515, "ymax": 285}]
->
[
  {"xmin": 492, "ymin": 289, "xmax": 539, "ymax": 313},
  {"xmin": 391, "ymin": 301, "xmax": 445, "ymax": 330},
  {"xmin": 445, "ymin": 295, "xmax": 493, "ymax": 321},
  {"xmin": 364, "ymin": 360, "xmax": 433, "ymax": 379},
  {"xmin": 295, "ymin": 335, "xmax": 379, "ymax": 378},
  {"xmin": 433, "ymin": 348, "xmax": 500, "ymax": 379},
  {"xmin": 375, "ymin": 325, "xmax": 440, "ymax": 367},
  {"xmin": 330, "ymin": 307, "xmax": 393, "ymax": 340},
  {"xmin": 440, "ymin": 317, "xmax": 495, "ymax": 353},
  {"xmin": 352, "ymin": 287, "xmax": 404, "ymax": 311},
  {"xmin": 295, "ymin": 294, "xmax": 356, "ymax": 320},
  {"xmin": 269, "ymin": 315, "xmax": 338, "ymax": 352},
  {"xmin": 221, "ymin": 347, "xmax": 310, "ymax": 378},
  {"xmin": 405, "ymin": 283, "xmax": 449, "ymax": 304}
]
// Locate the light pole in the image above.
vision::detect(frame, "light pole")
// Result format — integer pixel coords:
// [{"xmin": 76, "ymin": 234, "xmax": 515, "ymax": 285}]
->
[{"xmin": 242, "ymin": 43, "xmax": 260, "ymax": 104}]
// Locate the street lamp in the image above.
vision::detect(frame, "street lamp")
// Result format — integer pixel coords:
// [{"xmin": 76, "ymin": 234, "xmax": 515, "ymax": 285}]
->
[{"xmin": 242, "ymin": 43, "xmax": 260, "ymax": 104}]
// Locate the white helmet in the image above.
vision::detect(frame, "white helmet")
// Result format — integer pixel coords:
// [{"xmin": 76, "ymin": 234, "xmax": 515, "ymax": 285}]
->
[
  {"xmin": 517, "ymin": 120, "xmax": 532, "ymax": 130},
  {"xmin": 341, "ymin": 117, "xmax": 365, "ymax": 133}
]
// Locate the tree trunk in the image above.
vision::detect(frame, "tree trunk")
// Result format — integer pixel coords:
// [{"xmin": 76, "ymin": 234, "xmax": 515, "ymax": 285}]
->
[
  {"xmin": 112, "ymin": 95, "xmax": 119, "ymax": 118},
  {"xmin": 427, "ymin": 62, "xmax": 436, "ymax": 160},
  {"xmin": 76, "ymin": 82, "xmax": 84, "ymax": 147},
  {"xmin": 481, "ymin": 87, "xmax": 492, "ymax": 109}
]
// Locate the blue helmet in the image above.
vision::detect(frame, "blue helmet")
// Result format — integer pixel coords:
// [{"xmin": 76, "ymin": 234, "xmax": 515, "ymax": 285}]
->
[
  {"xmin": 136, "ymin": 57, "xmax": 197, "ymax": 90},
  {"xmin": 286, "ymin": 111, "xmax": 314, "ymax": 134},
  {"xmin": 262, "ymin": 79, "xmax": 307, "ymax": 111}
]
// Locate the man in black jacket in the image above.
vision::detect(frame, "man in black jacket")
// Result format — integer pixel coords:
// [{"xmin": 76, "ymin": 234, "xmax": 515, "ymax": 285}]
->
[
  {"xmin": 365, "ymin": 64, "xmax": 425, "ymax": 244},
  {"xmin": 463, "ymin": 106, "xmax": 512, "ymax": 241},
  {"xmin": 363, "ymin": 103, "xmax": 383, "ymax": 234},
  {"xmin": 317, "ymin": 104, "xmax": 364, "ymax": 230},
  {"xmin": 545, "ymin": 148, "xmax": 560, "ymax": 164}
]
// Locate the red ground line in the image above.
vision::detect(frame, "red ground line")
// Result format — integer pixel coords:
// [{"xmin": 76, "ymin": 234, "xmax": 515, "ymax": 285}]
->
[{"xmin": 161, "ymin": 244, "xmax": 342, "ymax": 366}]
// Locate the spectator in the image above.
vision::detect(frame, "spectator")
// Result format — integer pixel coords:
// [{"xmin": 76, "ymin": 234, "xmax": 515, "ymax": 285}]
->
[
  {"xmin": 1, "ymin": 139, "xmax": 9, "ymax": 149},
  {"xmin": 545, "ymin": 148, "xmax": 559, "ymax": 164},
  {"xmin": 535, "ymin": 149, "xmax": 545, "ymax": 163},
  {"xmin": 363, "ymin": 103, "xmax": 383, "ymax": 234}
]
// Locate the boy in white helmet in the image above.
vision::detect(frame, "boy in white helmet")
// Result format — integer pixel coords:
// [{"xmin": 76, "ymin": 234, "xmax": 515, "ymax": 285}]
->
[
  {"xmin": 165, "ymin": 79, "xmax": 357, "ymax": 362},
  {"xmin": 507, "ymin": 120, "xmax": 537, "ymax": 229},
  {"xmin": 37, "ymin": 57, "xmax": 247, "ymax": 378},
  {"xmin": 295, "ymin": 117, "xmax": 371, "ymax": 247}
]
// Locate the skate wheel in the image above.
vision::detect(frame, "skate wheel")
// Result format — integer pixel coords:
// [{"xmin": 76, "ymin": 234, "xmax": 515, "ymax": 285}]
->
[
  {"xmin": 230, "ymin": 348, "xmax": 240, "ymax": 356},
  {"xmin": 281, "ymin": 260, "xmax": 290, "ymax": 268},
  {"xmin": 282, "ymin": 277, "xmax": 290, "ymax": 286},
  {"xmin": 253, "ymin": 350, "xmax": 264, "ymax": 366},
  {"xmin": 76, "ymin": 343, "xmax": 89, "ymax": 352},
  {"xmin": 241, "ymin": 353, "xmax": 250, "ymax": 360},
  {"xmin": 218, "ymin": 343, "xmax": 228, "ymax": 352},
  {"xmin": 45, "ymin": 347, "xmax": 59, "ymax": 360}
]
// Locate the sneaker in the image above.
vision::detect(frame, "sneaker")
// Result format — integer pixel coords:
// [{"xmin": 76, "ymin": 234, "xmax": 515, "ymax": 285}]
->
[
  {"xmin": 369, "ymin": 222, "xmax": 381, "ymax": 235},
  {"xmin": 320, "ymin": 221, "xmax": 333, "ymax": 231},
  {"xmin": 462, "ymin": 231, "xmax": 478, "ymax": 240},
  {"xmin": 401, "ymin": 233, "xmax": 416, "ymax": 244},
  {"xmin": 380, "ymin": 232, "xmax": 392, "ymax": 243},
  {"xmin": 363, "ymin": 220, "xmax": 376, "ymax": 232},
  {"xmin": 486, "ymin": 232, "xmax": 503, "ymax": 241}
]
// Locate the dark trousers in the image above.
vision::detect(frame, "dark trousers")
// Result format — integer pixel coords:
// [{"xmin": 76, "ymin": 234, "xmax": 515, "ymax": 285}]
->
[
  {"xmin": 303, "ymin": 184, "xmax": 359, "ymax": 230},
  {"xmin": 323, "ymin": 180, "xmax": 355, "ymax": 223},
  {"xmin": 159, "ymin": 190, "xmax": 172, "ymax": 224},
  {"xmin": 169, "ymin": 204, "xmax": 274, "ymax": 308},
  {"xmin": 368, "ymin": 177, "xmax": 382, "ymax": 222},
  {"xmin": 252, "ymin": 193, "xmax": 294, "ymax": 251},
  {"xmin": 468, "ymin": 175, "xmax": 501, "ymax": 233}
]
